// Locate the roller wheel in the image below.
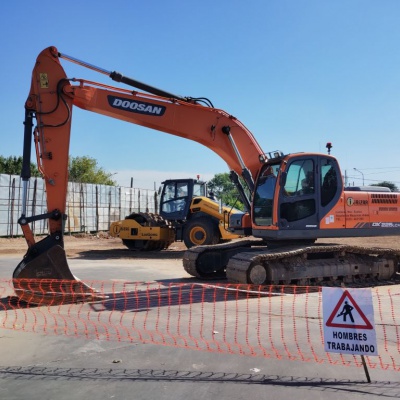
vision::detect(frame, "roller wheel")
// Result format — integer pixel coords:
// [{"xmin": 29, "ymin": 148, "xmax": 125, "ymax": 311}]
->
[
  {"xmin": 183, "ymin": 217, "xmax": 220, "ymax": 248},
  {"xmin": 122, "ymin": 239, "xmax": 158, "ymax": 251},
  {"xmin": 123, "ymin": 212, "xmax": 172, "ymax": 251}
]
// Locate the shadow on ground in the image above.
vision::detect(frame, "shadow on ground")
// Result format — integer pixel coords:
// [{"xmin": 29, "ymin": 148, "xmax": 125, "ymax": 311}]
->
[
  {"xmin": 1, "ymin": 366, "xmax": 399, "ymax": 397},
  {"xmin": 72, "ymin": 249, "xmax": 186, "ymax": 260}
]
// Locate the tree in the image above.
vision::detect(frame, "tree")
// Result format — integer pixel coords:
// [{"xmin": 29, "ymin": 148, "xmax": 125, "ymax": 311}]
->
[
  {"xmin": 68, "ymin": 156, "xmax": 116, "ymax": 185},
  {"xmin": 207, "ymin": 172, "xmax": 244, "ymax": 209},
  {"xmin": 0, "ymin": 156, "xmax": 40, "ymax": 177},
  {"xmin": 370, "ymin": 181, "xmax": 398, "ymax": 192}
]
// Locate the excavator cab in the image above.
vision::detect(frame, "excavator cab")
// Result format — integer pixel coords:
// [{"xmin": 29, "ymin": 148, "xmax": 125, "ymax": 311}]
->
[{"xmin": 252, "ymin": 153, "xmax": 343, "ymax": 242}]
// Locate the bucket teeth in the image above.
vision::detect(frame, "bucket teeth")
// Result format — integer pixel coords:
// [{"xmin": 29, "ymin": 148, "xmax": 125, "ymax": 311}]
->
[
  {"xmin": 13, "ymin": 240, "xmax": 102, "ymax": 305},
  {"xmin": 14, "ymin": 245, "xmax": 75, "ymax": 280}
]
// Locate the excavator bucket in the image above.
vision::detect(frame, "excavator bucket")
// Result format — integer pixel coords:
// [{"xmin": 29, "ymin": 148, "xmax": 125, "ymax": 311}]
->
[{"xmin": 12, "ymin": 236, "xmax": 103, "ymax": 305}]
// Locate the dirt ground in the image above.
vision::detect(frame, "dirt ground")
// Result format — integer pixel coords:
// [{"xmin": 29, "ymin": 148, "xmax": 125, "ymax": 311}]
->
[
  {"xmin": 0, "ymin": 233, "xmax": 399, "ymax": 258},
  {"xmin": 0, "ymin": 232, "xmax": 188, "ymax": 259}
]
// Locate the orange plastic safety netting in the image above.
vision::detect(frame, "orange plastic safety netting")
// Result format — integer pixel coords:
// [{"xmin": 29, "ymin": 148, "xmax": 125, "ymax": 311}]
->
[{"xmin": 1, "ymin": 279, "xmax": 400, "ymax": 371}]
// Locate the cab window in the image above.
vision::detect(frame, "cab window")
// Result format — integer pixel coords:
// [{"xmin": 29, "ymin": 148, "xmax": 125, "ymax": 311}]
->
[
  {"xmin": 280, "ymin": 159, "xmax": 316, "ymax": 222},
  {"xmin": 253, "ymin": 164, "xmax": 280, "ymax": 226},
  {"xmin": 283, "ymin": 159, "xmax": 314, "ymax": 196},
  {"xmin": 320, "ymin": 159, "xmax": 338, "ymax": 207},
  {"xmin": 193, "ymin": 183, "xmax": 206, "ymax": 197},
  {"xmin": 161, "ymin": 182, "xmax": 188, "ymax": 213}
]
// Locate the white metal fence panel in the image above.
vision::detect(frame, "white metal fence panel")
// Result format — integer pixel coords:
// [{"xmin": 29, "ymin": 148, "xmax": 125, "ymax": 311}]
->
[{"xmin": 0, "ymin": 174, "xmax": 156, "ymax": 237}]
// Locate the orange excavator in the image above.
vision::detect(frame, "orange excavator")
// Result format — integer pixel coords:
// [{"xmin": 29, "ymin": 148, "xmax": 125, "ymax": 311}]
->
[{"xmin": 14, "ymin": 46, "xmax": 400, "ymax": 304}]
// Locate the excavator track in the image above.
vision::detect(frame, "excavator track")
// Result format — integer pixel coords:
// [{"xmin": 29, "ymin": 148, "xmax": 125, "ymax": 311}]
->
[
  {"xmin": 183, "ymin": 240, "xmax": 258, "ymax": 279},
  {"xmin": 122, "ymin": 212, "xmax": 174, "ymax": 251},
  {"xmin": 183, "ymin": 241, "xmax": 400, "ymax": 287}
]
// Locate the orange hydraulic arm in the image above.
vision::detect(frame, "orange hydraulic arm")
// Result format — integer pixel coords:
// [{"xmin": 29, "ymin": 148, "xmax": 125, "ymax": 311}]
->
[
  {"xmin": 13, "ymin": 46, "xmax": 268, "ymax": 304},
  {"xmin": 20, "ymin": 46, "xmax": 266, "ymax": 245},
  {"xmin": 13, "ymin": 47, "xmax": 267, "ymax": 304}
]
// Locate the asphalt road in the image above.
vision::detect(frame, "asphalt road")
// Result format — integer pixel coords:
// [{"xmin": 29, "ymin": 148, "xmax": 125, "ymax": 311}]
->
[{"xmin": 1, "ymin": 255, "xmax": 400, "ymax": 400}]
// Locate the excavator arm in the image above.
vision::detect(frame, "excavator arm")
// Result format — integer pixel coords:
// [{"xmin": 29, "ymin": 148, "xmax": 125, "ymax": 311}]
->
[
  {"xmin": 13, "ymin": 46, "xmax": 266, "ymax": 304},
  {"xmin": 27, "ymin": 47, "xmax": 266, "ymax": 219}
]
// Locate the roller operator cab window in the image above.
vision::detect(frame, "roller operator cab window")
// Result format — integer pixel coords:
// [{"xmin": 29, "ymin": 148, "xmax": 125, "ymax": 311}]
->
[
  {"xmin": 161, "ymin": 182, "xmax": 189, "ymax": 214},
  {"xmin": 193, "ymin": 182, "xmax": 206, "ymax": 197},
  {"xmin": 254, "ymin": 164, "xmax": 280, "ymax": 226}
]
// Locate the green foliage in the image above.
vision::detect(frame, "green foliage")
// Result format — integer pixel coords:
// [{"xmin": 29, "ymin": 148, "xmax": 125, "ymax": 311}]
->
[
  {"xmin": 370, "ymin": 181, "xmax": 398, "ymax": 192},
  {"xmin": 207, "ymin": 172, "xmax": 244, "ymax": 210},
  {"xmin": 68, "ymin": 156, "xmax": 116, "ymax": 185},
  {"xmin": 0, "ymin": 155, "xmax": 116, "ymax": 186},
  {"xmin": 0, "ymin": 155, "xmax": 40, "ymax": 177}
]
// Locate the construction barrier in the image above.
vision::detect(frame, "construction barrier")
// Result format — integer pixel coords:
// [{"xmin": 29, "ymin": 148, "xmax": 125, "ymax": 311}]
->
[
  {"xmin": 0, "ymin": 174, "xmax": 157, "ymax": 236},
  {"xmin": 1, "ymin": 279, "xmax": 400, "ymax": 372}
]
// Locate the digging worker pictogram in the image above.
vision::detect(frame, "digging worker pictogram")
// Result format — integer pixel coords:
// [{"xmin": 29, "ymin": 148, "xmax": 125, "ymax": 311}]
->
[{"xmin": 337, "ymin": 301, "xmax": 354, "ymax": 323}]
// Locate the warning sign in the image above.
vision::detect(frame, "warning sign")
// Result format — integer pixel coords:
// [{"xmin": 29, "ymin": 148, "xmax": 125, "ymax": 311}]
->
[{"xmin": 322, "ymin": 288, "xmax": 377, "ymax": 356}]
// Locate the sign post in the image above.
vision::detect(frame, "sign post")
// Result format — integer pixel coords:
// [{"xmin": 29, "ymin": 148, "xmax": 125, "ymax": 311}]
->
[{"xmin": 322, "ymin": 287, "xmax": 377, "ymax": 382}]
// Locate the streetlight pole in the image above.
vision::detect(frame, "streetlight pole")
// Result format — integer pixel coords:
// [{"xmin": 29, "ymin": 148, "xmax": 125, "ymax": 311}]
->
[{"xmin": 353, "ymin": 168, "xmax": 365, "ymax": 186}]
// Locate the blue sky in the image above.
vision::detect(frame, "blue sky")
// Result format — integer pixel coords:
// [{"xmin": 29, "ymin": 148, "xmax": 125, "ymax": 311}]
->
[{"xmin": 1, "ymin": 1, "xmax": 400, "ymax": 189}]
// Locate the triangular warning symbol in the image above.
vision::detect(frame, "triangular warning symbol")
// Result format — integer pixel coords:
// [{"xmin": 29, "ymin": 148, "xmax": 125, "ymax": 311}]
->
[{"xmin": 326, "ymin": 290, "xmax": 373, "ymax": 329}]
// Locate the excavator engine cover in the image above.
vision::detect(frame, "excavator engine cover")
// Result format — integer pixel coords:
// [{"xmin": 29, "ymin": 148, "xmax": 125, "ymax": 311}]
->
[{"xmin": 13, "ymin": 235, "xmax": 101, "ymax": 305}]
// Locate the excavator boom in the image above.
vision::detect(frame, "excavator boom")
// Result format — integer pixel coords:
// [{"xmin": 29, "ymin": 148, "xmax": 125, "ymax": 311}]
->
[{"xmin": 14, "ymin": 46, "xmax": 266, "ymax": 304}]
